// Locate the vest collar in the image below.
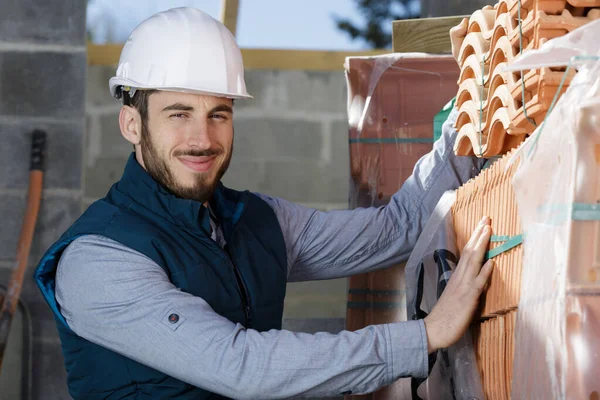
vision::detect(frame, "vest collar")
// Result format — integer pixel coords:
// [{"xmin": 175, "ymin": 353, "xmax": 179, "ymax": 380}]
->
[{"xmin": 116, "ymin": 153, "xmax": 247, "ymax": 235}]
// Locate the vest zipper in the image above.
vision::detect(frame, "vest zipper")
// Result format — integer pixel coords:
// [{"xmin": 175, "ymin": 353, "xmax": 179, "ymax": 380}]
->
[{"xmin": 224, "ymin": 244, "xmax": 252, "ymax": 329}]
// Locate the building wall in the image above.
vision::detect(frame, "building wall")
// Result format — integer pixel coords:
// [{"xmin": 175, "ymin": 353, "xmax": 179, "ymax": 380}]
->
[{"xmin": 0, "ymin": 1, "xmax": 87, "ymax": 398}]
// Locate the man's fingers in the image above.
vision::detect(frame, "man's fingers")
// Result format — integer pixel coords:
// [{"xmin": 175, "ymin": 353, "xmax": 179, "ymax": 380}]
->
[
  {"xmin": 474, "ymin": 259, "xmax": 494, "ymax": 291},
  {"xmin": 463, "ymin": 216, "xmax": 490, "ymax": 252},
  {"xmin": 471, "ymin": 224, "xmax": 492, "ymax": 264}
]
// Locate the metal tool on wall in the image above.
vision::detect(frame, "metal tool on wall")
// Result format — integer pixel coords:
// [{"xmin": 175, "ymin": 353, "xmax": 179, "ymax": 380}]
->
[{"xmin": 0, "ymin": 129, "xmax": 46, "ymax": 371}]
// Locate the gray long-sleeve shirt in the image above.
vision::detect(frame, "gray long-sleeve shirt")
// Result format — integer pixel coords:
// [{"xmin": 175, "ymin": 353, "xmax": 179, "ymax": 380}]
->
[{"xmin": 55, "ymin": 109, "xmax": 484, "ymax": 399}]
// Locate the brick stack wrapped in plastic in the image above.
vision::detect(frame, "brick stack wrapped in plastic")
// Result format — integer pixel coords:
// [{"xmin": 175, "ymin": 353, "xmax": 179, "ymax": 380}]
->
[
  {"xmin": 343, "ymin": 54, "xmax": 459, "ymax": 399},
  {"xmin": 454, "ymin": 19, "xmax": 600, "ymax": 399},
  {"xmin": 453, "ymin": 0, "xmax": 600, "ymax": 158},
  {"xmin": 452, "ymin": 149, "xmax": 522, "ymax": 399}
]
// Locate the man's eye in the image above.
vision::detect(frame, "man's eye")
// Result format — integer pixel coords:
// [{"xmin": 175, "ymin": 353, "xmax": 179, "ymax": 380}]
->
[
  {"xmin": 210, "ymin": 114, "xmax": 227, "ymax": 120},
  {"xmin": 170, "ymin": 113, "xmax": 186, "ymax": 119}
]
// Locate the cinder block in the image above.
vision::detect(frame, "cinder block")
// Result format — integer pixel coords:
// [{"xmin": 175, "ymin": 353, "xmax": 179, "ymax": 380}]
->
[
  {"xmin": 284, "ymin": 279, "xmax": 348, "ymax": 319},
  {"xmin": 330, "ymin": 119, "xmax": 351, "ymax": 182},
  {"xmin": 0, "ymin": 51, "xmax": 86, "ymax": 118},
  {"xmin": 84, "ymin": 156, "xmax": 128, "ymax": 200},
  {"xmin": 262, "ymin": 160, "xmax": 348, "ymax": 203},
  {"xmin": 221, "ymin": 158, "xmax": 265, "ymax": 193},
  {"xmin": 87, "ymin": 66, "xmax": 120, "ymax": 107},
  {"xmin": 234, "ymin": 118, "xmax": 323, "ymax": 162},
  {"xmin": 0, "ymin": 0, "xmax": 86, "ymax": 45},
  {"xmin": 31, "ymin": 340, "xmax": 69, "ymax": 400},
  {"xmin": 239, "ymin": 70, "xmax": 347, "ymax": 114},
  {"xmin": 0, "ymin": 120, "xmax": 84, "ymax": 190},
  {"xmin": 0, "ymin": 194, "xmax": 81, "ymax": 266},
  {"xmin": 282, "ymin": 318, "xmax": 346, "ymax": 334}
]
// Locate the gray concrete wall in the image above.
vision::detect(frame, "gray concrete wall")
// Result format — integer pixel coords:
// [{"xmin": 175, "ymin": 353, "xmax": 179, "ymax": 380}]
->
[
  {"xmin": 0, "ymin": 1, "xmax": 87, "ymax": 399},
  {"xmin": 421, "ymin": 0, "xmax": 494, "ymax": 17},
  {"xmin": 85, "ymin": 67, "xmax": 351, "ymax": 335}
]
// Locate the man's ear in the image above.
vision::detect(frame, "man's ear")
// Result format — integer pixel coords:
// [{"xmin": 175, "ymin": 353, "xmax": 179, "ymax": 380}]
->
[{"xmin": 119, "ymin": 106, "xmax": 143, "ymax": 146}]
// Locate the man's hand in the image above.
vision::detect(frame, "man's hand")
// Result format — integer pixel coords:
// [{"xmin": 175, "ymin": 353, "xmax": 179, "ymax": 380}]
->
[{"xmin": 423, "ymin": 216, "xmax": 494, "ymax": 354}]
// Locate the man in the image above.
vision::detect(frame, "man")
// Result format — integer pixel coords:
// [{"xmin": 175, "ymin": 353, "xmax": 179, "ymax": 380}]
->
[{"xmin": 34, "ymin": 7, "xmax": 492, "ymax": 399}]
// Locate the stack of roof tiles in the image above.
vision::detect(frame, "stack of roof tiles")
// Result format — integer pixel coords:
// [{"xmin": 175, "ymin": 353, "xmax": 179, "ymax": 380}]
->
[
  {"xmin": 453, "ymin": 0, "xmax": 600, "ymax": 157},
  {"xmin": 452, "ymin": 150, "xmax": 521, "ymax": 399}
]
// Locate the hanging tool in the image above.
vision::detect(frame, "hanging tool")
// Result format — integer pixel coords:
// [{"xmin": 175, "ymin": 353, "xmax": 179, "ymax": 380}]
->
[{"xmin": 0, "ymin": 129, "xmax": 46, "ymax": 371}]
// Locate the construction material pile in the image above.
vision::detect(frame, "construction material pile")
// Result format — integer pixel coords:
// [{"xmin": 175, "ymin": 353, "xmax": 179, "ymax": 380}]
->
[
  {"xmin": 453, "ymin": 17, "xmax": 600, "ymax": 399},
  {"xmin": 453, "ymin": 0, "xmax": 600, "ymax": 157},
  {"xmin": 452, "ymin": 150, "xmax": 522, "ymax": 399}
]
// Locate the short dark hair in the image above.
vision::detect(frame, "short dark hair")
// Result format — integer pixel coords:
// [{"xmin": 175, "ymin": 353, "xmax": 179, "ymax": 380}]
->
[
  {"xmin": 122, "ymin": 89, "xmax": 157, "ymax": 150},
  {"xmin": 122, "ymin": 89, "xmax": 157, "ymax": 123}
]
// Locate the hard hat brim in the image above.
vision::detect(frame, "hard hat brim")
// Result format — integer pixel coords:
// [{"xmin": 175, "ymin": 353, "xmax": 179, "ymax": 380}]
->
[{"xmin": 109, "ymin": 77, "xmax": 253, "ymax": 100}]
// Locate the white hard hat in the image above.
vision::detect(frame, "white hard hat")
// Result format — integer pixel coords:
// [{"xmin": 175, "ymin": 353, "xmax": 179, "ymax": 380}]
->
[{"xmin": 109, "ymin": 7, "xmax": 252, "ymax": 100}]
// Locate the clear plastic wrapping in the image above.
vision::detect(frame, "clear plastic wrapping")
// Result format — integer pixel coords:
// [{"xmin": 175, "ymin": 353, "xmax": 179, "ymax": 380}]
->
[
  {"xmin": 506, "ymin": 20, "xmax": 600, "ymax": 399},
  {"xmin": 343, "ymin": 53, "xmax": 460, "ymax": 399}
]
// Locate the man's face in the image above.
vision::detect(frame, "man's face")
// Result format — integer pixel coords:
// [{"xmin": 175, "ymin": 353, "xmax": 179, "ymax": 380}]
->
[{"xmin": 138, "ymin": 91, "xmax": 234, "ymax": 203}]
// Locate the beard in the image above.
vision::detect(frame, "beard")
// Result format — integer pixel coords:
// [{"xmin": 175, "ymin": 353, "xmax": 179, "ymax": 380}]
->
[{"xmin": 139, "ymin": 125, "xmax": 232, "ymax": 203}]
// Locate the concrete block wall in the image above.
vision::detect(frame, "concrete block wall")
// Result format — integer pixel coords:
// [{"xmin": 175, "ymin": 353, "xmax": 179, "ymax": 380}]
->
[
  {"xmin": 85, "ymin": 67, "xmax": 351, "ymax": 338},
  {"xmin": 0, "ymin": 1, "xmax": 87, "ymax": 399}
]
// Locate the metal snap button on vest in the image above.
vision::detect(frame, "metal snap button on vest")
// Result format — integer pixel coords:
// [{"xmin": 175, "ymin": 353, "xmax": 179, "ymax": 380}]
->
[{"xmin": 168, "ymin": 313, "xmax": 179, "ymax": 323}]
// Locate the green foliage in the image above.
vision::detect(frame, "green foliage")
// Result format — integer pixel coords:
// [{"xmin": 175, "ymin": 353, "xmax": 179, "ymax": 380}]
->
[{"xmin": 334, "ymin": 0, "xmax": 420, "ymax": 49}]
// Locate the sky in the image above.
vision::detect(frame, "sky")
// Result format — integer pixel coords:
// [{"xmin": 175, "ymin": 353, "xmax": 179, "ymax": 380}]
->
[{"xmin": 87, "ymin": 0, "xmax": 419, "ymax": 50}]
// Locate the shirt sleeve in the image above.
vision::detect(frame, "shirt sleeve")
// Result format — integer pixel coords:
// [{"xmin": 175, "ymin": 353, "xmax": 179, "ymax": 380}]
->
[
  {"xmin": 256, "ymin": 108, "xmax": 485, "ymax": 282},
  {"xmin": 55, "ymin": 235, "xmax": 429, "ymax": 399}
]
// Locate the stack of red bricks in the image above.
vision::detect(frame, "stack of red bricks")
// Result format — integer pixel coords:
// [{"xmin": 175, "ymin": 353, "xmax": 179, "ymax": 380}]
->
[
  {"xmin": 453, "ymin": 0, "xmax": 600, "ymax": 158},
  {"xmin": 452, "ymin": 149, "xmax": 522, "ymax": 399}
]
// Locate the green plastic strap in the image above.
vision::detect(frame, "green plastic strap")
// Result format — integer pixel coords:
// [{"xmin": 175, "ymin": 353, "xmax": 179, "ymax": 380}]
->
[
  {"xmin": 539, "ymin": 203, "xmax": 600, "ymax": 224},
  {"xmin": 490, "ymin": 235, "xmax": 513, "ymax": 242},
  {"xmin": 349, "ymin": 138, "xmax": 434, "ymax": 144},
  {"xmin": 485, "ymin": 234, "xmax": 523, "ymax": 260}
]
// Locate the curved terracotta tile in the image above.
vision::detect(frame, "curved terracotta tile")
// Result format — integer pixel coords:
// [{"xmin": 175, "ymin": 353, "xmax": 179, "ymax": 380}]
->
[
  {"xmin": 509, "ymin": 94, "xmax": 546, "ymax": 135},
  {"xmin": 488, "ymin": 36, "xmax": 517, "ymax": 80},
  {"xmin": 456, "ymin": 99, "xmax": 484, "ymax": 132},
  {"xmin": 455, "ymin": 106, "xmax": 519, "ymax": 157},
  {"xmin": 454, "ymin": 125, "xmax": 478, "ymax": 156},
  {"xmin": 458, "ymin": 32, "xmax": 490, "ymax": 68},
  {"xmin": 469, "ymin": 9, "xmax": 498, "ymax": 39},
  {"xmin": 508, "ymin": 0, "xmax": 567, "ymax": 19},
  {"xmin": 496, "ymin": 0, "xmax": 510, "ymax": 19},
  {"xmin": 490, "ymin": 13, "xmax": 512, "ymax": 52},
  {"xmin": 510, "ymin": 67, "xmax": 576, "ymax": 108},
  {"xmin": 457, "ymin": 77, "xmax": 487, "ymax": 109},
  {"xmin": 510, "ymin": 9, "xmax": 600, "ymax": 49},
  {"xmin": 458, "ymin": 53, "xmax": 489, "ymax": 85}
]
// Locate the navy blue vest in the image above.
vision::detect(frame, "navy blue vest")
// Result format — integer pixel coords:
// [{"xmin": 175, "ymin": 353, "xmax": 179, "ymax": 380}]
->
[{"xmin": 34, "ymin": 154, "xmax": 288, "ymax": 399}]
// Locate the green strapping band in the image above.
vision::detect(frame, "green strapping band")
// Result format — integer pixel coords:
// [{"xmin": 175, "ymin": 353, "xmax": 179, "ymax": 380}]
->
[
  {"xmin": 485, "ymin": 234, "xmax": 523, "ymax": 260},
  {"xmin": 349, "ymin": 138, "xmax": 434, "ymax": 144},
  {"xmin": 538, "ymin": 203, "xmax": 600, "ymax": 224},
  {"xmin": 490, "ymin": 235, "xmax": 513, "ymax": 242}
]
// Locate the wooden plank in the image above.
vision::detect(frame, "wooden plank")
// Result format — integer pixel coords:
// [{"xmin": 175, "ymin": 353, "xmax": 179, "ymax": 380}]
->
[
  {"xmin": 392, "ymin": 15, "xmax": 468, "ymax": 53},
  {"xmin": 239, "ymin": 49, "xmax": 388, "ymax": 71},
  {"xmin": 87, "ymin": 43, "xmax": 389, "ymax": 71},
  {"xmin": 220, "ymin": 0, "xmax": 240, "ymax": 37}
]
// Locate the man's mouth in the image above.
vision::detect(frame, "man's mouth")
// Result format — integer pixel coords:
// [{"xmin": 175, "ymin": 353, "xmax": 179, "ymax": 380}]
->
[{"xmin": 178, "ymin": 155, "xmax": 216, "ymax": 172}]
